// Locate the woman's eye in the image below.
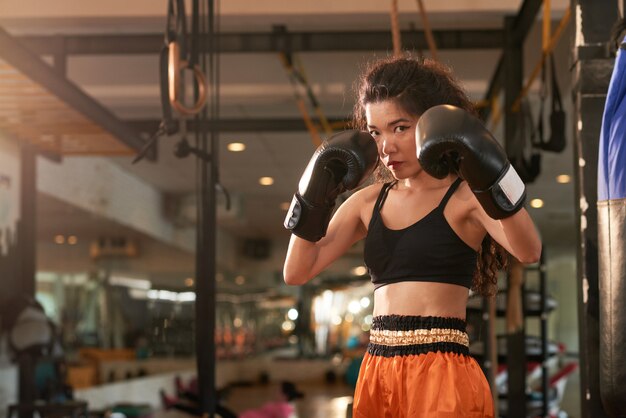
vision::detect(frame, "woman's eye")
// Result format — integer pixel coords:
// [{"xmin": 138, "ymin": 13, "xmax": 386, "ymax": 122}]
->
[
  {"xmin": 394, "ymin": 125, "xmax": 408, "ymax": 133},
  {"xmin": 369, "ymin": 130, "xmax": 379, "ymax": 138}
]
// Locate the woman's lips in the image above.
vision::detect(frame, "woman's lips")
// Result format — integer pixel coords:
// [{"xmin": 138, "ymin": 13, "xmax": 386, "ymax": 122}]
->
[{"xmin": 387, "ymin": 161, "xmax": 402, "ymax": 169}]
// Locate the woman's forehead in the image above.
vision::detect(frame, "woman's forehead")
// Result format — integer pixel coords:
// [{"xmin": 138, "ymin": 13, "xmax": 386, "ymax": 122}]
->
[{"xmin": 365, "ymin": 100, "xmax": 415, "ymax": 125}]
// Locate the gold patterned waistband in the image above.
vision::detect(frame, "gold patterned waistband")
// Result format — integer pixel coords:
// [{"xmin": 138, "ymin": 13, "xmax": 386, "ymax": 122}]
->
[{"xmin": 369, "ymin": 327, "xmax": 469, "ymax": 348}]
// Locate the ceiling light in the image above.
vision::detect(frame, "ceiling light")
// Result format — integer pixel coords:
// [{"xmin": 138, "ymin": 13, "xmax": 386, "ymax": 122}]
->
[
  {"xmin": 556, "ymin": 174, "xmax": 571, "ymax": 184},
  {"xmin": 287, "ymin": 308, "xmax": 299, "ymax": 320},
  {"xmin": 110, "ymin": 275, "xmax": 152, "ymax": 290},
  {"xmin": 530, "ymin": 198, "xmax": 544, "ymax": 208},
  {"xmin": 348, "ymin": 300, "xmax": 362, "ymax": 314},
  {"xmin": 235, "ymin": 275, "xmax": 246, "ymax": 285},
  {"xmin": 54, "ymin": 235, "xmax": 65, "ymax": 245},
  {"xmin": 147, "ymin": 289, "xmax": 195, "ymax": 302},
  {"xmin": 177, "ymin": 292, "xmax": 196, "ymax": 302},
  {"xmin": 280, "ymin": 201, "xmax": 291, "ymax": 211},
  {"xmin": 227, "ymin": 142, "xmax": 246, "ymax": 152},
  {"xmin": 184, "ymin": 278, "xmax": 194, "ymax": 287},
  {"xmin": 350, "ymin": 266, "xmax": 368, "ymax": 276},
  {"xmin": 128, "ymin": 289, "xmax": 149, "ymax": 300},
  {"xmin": 282, "ymin": 320, "xmax": 295, "ymax": 332},
  {"xmin": 259, "ymin": 177, "xmax": 274, "ymax": 186},
  {"xmin": 67, "ymin": 235, "xmax": 78, "ymax": 245}
]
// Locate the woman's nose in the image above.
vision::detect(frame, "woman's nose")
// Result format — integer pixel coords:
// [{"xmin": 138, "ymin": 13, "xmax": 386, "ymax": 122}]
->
[{"xmin": 381, "ymin": 135, "xmax": 395, "ymax": 155}]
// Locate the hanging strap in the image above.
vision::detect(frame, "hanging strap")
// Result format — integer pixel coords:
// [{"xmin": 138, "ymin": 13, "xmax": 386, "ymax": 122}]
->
[
  {"xmin": 508, "ymin": 98, "xmax": 541, "ymax": 183},
  {"xmin": 131, "ymin": 0, "xmax": 191, "ymax": 164},
  {"xmin": 166, "ymin": 0, "xmax": 187, "ymax": 59},
  {"xmin": 390, "ymin": 0, "xmax": 402, "ymax": 57},
  {"xmin": 550, "ymin": 53, "xmax": 563, "ymax": 113},
  {"xmin": 189, "ymin": 0, "xmax": 199, "ymax": 68},
  {"xmin": 414, "ymin": 0, "xmax": 438, "ymax": 61},
  {"xmin": 535, "ymin": 57, "xmax": 547, "ymax": 147}
]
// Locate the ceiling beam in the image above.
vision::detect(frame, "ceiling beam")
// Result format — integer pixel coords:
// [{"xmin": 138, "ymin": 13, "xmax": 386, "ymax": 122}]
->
[
  {"xmin": 510, "ymin": 0, "xmax": 545, "ymax": 44},
  {"xmin": 0, "ymin": 27, "xmax": 149, "ymax": 157},
  {"xmin": 18, "ymin": 28, "xmax": 503, "ymax": 55},
  {"xmin": 127, "ymin": 117, "xmax": 349, "ymax": 133}
]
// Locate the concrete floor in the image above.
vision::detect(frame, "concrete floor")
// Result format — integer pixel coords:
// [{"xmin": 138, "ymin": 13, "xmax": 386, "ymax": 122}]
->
[
  {"xmin": 559, "ymin": 368, "xmax": 581, "ymax": 418},
  {"xmin": 155, "ymin": 380, "xmax": 355, "ymax": 418},
  {"xmin": 223, "ymin": 381, "xmax": 354, "ymax": 418},
  {"xmin": 155, "ymin": 373, "xmax": 582, "ymax": 418}
]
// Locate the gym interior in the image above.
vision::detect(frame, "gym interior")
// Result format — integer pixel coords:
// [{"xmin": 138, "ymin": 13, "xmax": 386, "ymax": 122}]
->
[{"xmin": 0, "ymin": 1, "xmax": 623, "ymax": 417}]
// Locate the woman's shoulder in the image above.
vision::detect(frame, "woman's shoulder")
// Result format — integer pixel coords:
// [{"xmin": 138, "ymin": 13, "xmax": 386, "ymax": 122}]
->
[
  {"xmin": 448, "ymin": 178, "xmax": 483, "ymax": 220},
  {"xmin": 347, "ymin": 182, "xmax": 388, "ymax": 203},
  {"xmin": 451, "ymin": 178, "xmax": 477, "ymax": 203},
  {"xmin": 339, "ymin": 182, "xmax": 387, "ymax": 219},
  {"xmin": 343, "ymin": 183, "xmax": 388, "ymax": 227}
]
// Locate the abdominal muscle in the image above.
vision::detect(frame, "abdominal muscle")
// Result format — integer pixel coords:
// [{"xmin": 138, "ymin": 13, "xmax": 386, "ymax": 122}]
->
[{"xmin": 373, "ymin": 281, "xmax": 470, "ymax": 319}]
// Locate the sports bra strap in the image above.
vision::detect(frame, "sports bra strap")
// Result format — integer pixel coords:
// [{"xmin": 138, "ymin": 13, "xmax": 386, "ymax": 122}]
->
[
  {"xmin": 376, "ymin": 181, "xmax": 397, "ymax": 213},
  {"xmin": 438, "ymin": 177, "xmax": 463, "ymax": 210}
]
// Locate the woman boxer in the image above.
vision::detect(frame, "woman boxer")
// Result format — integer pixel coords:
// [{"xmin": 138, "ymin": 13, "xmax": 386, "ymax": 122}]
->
[{"xmin": 283, "ymin": 56, "xmax": 542, "ymax": 417}]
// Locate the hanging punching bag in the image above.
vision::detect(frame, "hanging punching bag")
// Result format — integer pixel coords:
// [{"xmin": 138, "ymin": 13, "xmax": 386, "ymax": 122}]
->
[{"xmin": 598, "ymin": 42, "xmax": 626, "ymax": 418}]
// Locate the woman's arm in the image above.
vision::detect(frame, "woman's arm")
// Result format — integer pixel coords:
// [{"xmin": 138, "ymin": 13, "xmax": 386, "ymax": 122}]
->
[
  {"xmin": 473, "ymin": 204, "xmax": 542, "ymax": 264},
  {"xmin": 415, "ymin": 105, "xmax": 541, "ymax": 263},
  {"xmin": 283, "ymin": 188, "xmax": 371, "ymax": 285}
]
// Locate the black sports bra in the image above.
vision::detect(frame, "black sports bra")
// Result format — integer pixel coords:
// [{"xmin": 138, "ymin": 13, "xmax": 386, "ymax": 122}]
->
[{"xmin": 363, "ymin": 178, "xmax": 478, "ymax": 290}]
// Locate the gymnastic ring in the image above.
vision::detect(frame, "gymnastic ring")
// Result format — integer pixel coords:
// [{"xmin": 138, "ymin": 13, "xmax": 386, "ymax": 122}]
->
[{"xmin": 168, "ymin": 41, "xmax": 207, "ymax": 116}]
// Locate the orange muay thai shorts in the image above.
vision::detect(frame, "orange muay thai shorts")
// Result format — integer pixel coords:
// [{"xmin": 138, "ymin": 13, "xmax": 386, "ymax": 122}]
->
[{"xmin": 353, "ymin": 315, "xmax": 494, "ymax": 418}]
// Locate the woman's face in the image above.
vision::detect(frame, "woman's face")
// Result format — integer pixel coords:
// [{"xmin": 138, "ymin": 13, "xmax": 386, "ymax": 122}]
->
[{"xmin": 365, "ymin": 99, "xmax": 421, "ymax": 179}]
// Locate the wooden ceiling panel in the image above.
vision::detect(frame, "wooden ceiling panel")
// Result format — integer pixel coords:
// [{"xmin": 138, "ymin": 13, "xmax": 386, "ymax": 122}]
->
[
  {"xmin": 0, "ymin": 27, "xmax": 147, "ymax": 159},
  {"xmin": 0, "ymin": 59, "xmax": 136, "ymax": 157}
]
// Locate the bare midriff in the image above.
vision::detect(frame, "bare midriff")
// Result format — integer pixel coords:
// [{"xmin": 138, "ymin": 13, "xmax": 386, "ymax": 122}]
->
[{"xmin": 373, "ymin": 281, "xmax": 470, "ymax": 319}]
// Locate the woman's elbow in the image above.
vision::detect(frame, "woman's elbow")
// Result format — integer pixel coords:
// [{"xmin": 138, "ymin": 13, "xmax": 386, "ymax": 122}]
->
[
  {"xmin": 517, "ymin": 243, "xmax": 542, "ymax": 264},
  {"xmin": 283, "ymin": 268, "xmax": 309, "ymax": 286},
  {"xmin": 283, "ymin": 274, "xmax": 301, "ymax": 286}
]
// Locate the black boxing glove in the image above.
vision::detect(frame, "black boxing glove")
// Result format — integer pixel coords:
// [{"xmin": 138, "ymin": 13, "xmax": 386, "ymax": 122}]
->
[
  {"xmin": 415, "ymin": 105, "xmax": 526, "ymax": 219},
  {"xmin": 284, "ymin": 130, "xmax": 379, "ymax": 241}
]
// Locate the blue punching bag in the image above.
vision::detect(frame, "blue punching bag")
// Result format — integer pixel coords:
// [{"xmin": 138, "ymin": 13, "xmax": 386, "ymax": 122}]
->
[{"xmin": 598, "ymin": 43, "xmax": 626, "ymax": 417}]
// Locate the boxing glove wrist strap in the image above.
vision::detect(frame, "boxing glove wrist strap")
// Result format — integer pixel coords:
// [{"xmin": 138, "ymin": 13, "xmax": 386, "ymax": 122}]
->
[
  {"xmin": 497, "ymin": 165, "xmax": 525, "ymax": 206},
  {"xmin": 284, "ymin": 193, "xmax": 335, "ymax": 242},
  {"xmin": 472, "ymin": 165, "xmax": 526, "ymax": 219}
]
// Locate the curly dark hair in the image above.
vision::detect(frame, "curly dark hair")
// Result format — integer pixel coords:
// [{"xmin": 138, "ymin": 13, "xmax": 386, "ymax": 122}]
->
[{"xmin": 352, "ymin": 55, "xmax": 509, "ymax": 296}]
